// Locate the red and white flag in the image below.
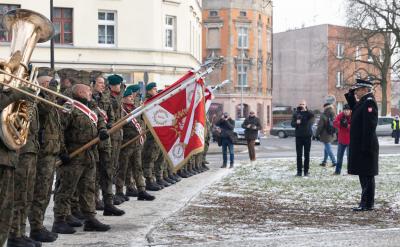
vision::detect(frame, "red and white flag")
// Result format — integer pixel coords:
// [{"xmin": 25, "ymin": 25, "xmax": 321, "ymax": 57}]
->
[
  {"xmin": 143, "ymin": 72, "xmax": 206, "ymax": 170},
  {"xmin": 204, "ymin": 86, "xmax": 214, "ymax": 113}
]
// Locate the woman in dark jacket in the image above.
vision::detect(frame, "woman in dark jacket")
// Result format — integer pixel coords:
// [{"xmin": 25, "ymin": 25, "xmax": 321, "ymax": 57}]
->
[
  {"xmin": 216, "ymin": 112, "xmax": 235, "ymax": 168},
  {"xmin": 242, "ymin": 111, "xmax": 261, "ymax": 161}
]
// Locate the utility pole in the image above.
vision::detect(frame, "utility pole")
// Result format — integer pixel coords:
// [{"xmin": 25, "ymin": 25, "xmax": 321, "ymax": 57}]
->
[
  {"xmin": 50, "ymin": 0, "xmax": 54, "ymax": 69},
  {"xmin": 240, "ymin": 45, "xmax": 244, "ymax": 118}
]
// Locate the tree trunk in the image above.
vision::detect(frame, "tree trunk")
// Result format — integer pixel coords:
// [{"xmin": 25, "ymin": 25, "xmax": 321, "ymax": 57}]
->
[{"xmin": 380, "ymin": 79, "xmax": 388, "ymax": 116}]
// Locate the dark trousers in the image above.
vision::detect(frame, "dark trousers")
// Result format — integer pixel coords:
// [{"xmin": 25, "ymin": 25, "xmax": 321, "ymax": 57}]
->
[
  {"xmin": 246, "ymin": 139, "xmax": 256, "ymax": 161},
  {"xmin": 295, "ymin": 136, "xmax": 311, "ymax": 174},
  {"xmin": 359, "ymin": 176, "xmax": 375, "ymax": 208},
  {"xmin": 394, "ymin": 130, "xmax": 399, "ymax": 144}
]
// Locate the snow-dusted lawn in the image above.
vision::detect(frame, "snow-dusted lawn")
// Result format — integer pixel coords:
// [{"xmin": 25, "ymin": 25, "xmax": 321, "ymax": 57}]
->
[{"xmin": 150, "ymin": 155, "xmax": 400, "ymax": 245}]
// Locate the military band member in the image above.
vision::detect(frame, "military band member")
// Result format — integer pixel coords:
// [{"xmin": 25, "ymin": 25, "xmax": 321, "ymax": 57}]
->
[{"xmin": 52, "ymin": 84, "xmax": 111, "ymax": 234}]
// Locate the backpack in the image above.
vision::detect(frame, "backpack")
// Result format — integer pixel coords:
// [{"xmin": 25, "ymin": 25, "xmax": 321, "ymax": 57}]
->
[{"xmin": 326, "ymin": 115, "xmax": 335, "ymax": 135}]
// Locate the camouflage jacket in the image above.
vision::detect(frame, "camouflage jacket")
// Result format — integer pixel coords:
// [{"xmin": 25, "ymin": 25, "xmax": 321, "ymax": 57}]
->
[
  {"xmin": 93, "ymin": 89, "xmax": 115, "ymax": 126},
  {"xmin": 110, "ymin": 90, "xmax": 123, "ymax": 140},
  {"xmin": 37, "ymin": 92, "xmax": 63, "ymax": 155},
  {"xmin": 20, "ymin": 101, "xmax": 40, "ymax": 154},
  {"xmin": 121, "ymin": 100, "xmax": 144, "ymax": 145}
]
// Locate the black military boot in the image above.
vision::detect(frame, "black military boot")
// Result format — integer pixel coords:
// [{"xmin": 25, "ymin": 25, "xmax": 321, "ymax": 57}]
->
[
  {"xmin": 116, "ymin": 192, "xmax": 129, "ymax": 202},
  {"xmin": 30, "ymin": 227, "xmax": 58, "ymax": 243},
  {"xmin": 221, "ymin": 163, "xmax": 227, "ymax": 168},
  {"xmin": 138, "ymin": 191, "xmax": 156, "ymax": 201},
  {"xmin": 125, "ymin": 187, "xmax": 138, "ymax": 197},
  {"xmin": 229, "ymin": 163, "xmax": 234, "ymax": 168},
  {"xmin": 146, "ymin": 178, "xmax": 162, "ymax": 191},
  {"xmin": 164, "ymin": 176, "xmax": 176, "ymax": 184},
  {"xmin": 22, "ymin": 236, "xmax": 42, "ymax": 247},
  {"xmin": 52, "ymin": 217, "xmax": 76, "ymax": 234},
  {"xmin": 71, "ymin": 210, "xmax": 85, "ymax": 221},
  {"xmin": 177, "ymin": 169, "xmax": 188, "ymax": 178},
  {"xmin": 156, "ymin": 177, "xmax": 171, "ymax": 187},
  {"xmin": 83, "ymin": 217, "xmax": 111, "ymax": 232},
  {"xmin": 103, "ymin": 204, "xmax": 125, "ymax": 216},
  {"xmin": 95, "ymin": 200, "xmax": 104, "ymax": 210},
  {"xmin": 202, "ymin": 164, "xmax": 210, "ymax": 171},
  {"xmin": 173, "ymin": 173, "xmax": 182, "ymax": 181},
  {"xmin": 66, "ymin": 214, "xmax": 83, "ymax": 227},
  {"xmin": 7, "ymin": 236, "xmax": 35, "ymax": 247}
]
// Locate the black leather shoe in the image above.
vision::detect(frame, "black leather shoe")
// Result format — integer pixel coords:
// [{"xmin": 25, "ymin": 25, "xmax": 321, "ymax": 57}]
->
[
  {"xmin": 172, "ymin": 174, "xmax": 182, "ymax": 182},
  {"xmin": 66, "ymin": 214, "xmax": 83, "ymax": 227},
  {"xmin": 164, "ymin": 177, "xmax": 176, "ymax": 184},
  {"xmin": 138, "ymin": 191, "xmax": 156, "ymax": 201},
  {"xmin": 352, "ymin": 206, "xmax": 374, "ymax": 212},
  {"xmin": 177, "ymin": 170, "xmax": 188, "ymax": 178},
  {"xmin": 30, "ymin": 227, "xmax": 58, "ymax": 243},
  {"xmin": 103, "ymin": 204, "xmax": 125, "ymax": 216},
  {"xmin": 7, "ymin": 236, "xmax": 35, "ymax": 247},
  {"xmin": 295, "ymin": 172, "xmax": 302, "ymax": 177},
  {"xmin": 319, "ymin": 162, "xmax": 327, "ymax": 167},
  {"xmin": 221, "ymin": 164, "xmax": 227, "ymax": 168},
  {"xmin": 146, "ymin": 180, "xmax": 162, "ymax": 191},
  {"xmin": 157, "ymin": 178, "xmax": 170, "ymax": 187},
  {"xmin": 84, "ymin": 217, "xmax": 111, "ymax": 232}
]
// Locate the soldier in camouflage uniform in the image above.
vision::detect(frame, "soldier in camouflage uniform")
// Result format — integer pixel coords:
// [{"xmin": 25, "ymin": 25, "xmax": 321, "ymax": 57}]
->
[
  {"xmin": 52, "ymin": 84, "xmax": 111, "ymax": 234},
  {"xmin": 0, "ymin": 83, "xmax": 34, "ymax": 246},
  {"xmin": 142, "ymin": 82, "xmax": 170, "ymax": 190},
  {"xmin": 202, "ymin": 118, "xmax": 211, "ymax": 170},
  {"xmin": 91, "ymin": 75, "xmax": 124, "ymax": 216},
  {"xmin": 107, "ymin": 75, "xmax": 125, "ymax": 204},
  {"xmin": 117, "ymin": 85, "xmax": 155, "ymax": 201},
  {"xmin": 27, "ymin": 72, "xmax": 60, "ymax": 243},
  {"xmin": 7, "ymin": 98, "xmax": 41, "ymax": 247}
]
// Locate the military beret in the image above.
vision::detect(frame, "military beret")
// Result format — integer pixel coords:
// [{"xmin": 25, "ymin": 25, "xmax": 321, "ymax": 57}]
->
[
  {"xmin": 146, "ymin": 82, "xmax": 157, "ymax": 91},
  {"xmin": 129, "ymin": 84, "xmax": 141, "ymax": 93},
  {"xmin": 37, "ymin": 67, "xmax": 54, "ymax": 77},
  {"xmin": 123, "ymin": 86, "xmax": 133, "ymax": 98},
  {"xmin": 108, "ymin": 74, "xmax": 123, "ymax": 85}
]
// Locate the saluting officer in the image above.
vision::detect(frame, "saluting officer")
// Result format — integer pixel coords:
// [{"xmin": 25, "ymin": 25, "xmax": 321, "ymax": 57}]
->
[{"xmin": 345, "ymin": 79, "xmax": 379, "ymax": 212}]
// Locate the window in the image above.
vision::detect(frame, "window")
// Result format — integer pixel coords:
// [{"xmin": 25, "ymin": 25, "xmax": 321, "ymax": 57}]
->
[
  {"xmin": 237, "ymin": 64, "xmax": 248, "ymax": 87},
  {"xmin": 98, "ymin": 10, "xmax": 116, "ymax": 45},
  {"xmin": 238, "ymin": 27, "xmax": 248, "ymax": 48},
  {"xmin": 258, "ymin": 27, "xmax": 262, "ymax": 50},
  {"xmin": 0, "ymin": 4, "xmax": 20, "ymax": 42},
  {"xmin": 355, "ymin": 46, "xmax": 361, "ymax": 60},
  {"xmin": 240, "ymin": 11, "xmax": 247, "ymax": 17},
  {"xmin": 165, "ymin": 15, "xmax": 176, "ymax": 50},
  {"xmin": 209, "ymin": 10, "xmax": 218, "ymax": 17},
  {"xmin": 207, "ymin": 28, "xmax": 220, "ymax": 49},
  {"xmin": 336, "ymin": 43, "xmax": 344, "ymax": 59},
  {"xmin": 336, "ymin": 71, "xmax": 343, "ymax": 87},
  {"xmin": 53, "ymin": 8, "xmax": 73, "ymax": 45},
  {"xmin": 337, "ymin": 102, "xmax": 343, "ymax": 113}
]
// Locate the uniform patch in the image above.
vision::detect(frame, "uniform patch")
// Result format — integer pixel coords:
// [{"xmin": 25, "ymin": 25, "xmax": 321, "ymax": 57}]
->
[{"xmin": 368, "ymin": 107, "xmax": 372, "ymax": 112}]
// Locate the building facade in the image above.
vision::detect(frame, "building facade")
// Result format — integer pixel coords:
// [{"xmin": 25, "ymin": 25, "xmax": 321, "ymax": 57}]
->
[
  {"xmin": 202, "ymin": 0, "xmax": 273, "ymax": 132},
  {"xmin": 0, "ymin": 0, "xmax": 202, "ymax": 86},
  {"xmin": 273, "ymin": 24, "xmax": 391, "ymax": 115}
]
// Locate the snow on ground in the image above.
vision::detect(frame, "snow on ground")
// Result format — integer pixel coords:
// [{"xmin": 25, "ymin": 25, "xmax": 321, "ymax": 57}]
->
[{"xmin": 148, "ymin": 156, "xmax": 400, "ymax": 246}]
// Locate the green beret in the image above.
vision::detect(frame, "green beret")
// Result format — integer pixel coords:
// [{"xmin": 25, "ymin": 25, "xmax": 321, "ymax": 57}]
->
[
  {"xmin": 37, "ymin": 67, "xmax": 54, "ymax": 77},
  {"xmin": 146, "ymin": 82, "xmax": 157, "ymax": 91},
  {"xmin": 108, "ymin": 74, "xmax": 123, "ymax": 85},
  {"xmin": 130, "ymin": 84, "xmax": 141, "ymax": 93},
  {"xmin": 123, "ymin": 86, "xmax": 133, "ymax": 98}
]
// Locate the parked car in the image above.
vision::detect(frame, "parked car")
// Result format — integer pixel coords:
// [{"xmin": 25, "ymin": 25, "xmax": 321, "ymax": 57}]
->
[
  {"xmin": 270, "ymin": 120, "xmax": 295, "ymax": 138},
  {"xmin": 233, "ymin": 118, "xmax": 261, "ymax": 145},
  {"xmin": 376, "ymin": 116, "xmax": 394, "ymax": 136}
]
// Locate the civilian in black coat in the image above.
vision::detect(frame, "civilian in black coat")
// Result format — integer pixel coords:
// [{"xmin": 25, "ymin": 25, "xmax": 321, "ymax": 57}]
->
[
  {"xmin": 242, "ymin": 111, "xmax": 261, "ymax": 161},
  {"xmin": 345, "ymin": 79, "xmax": 379, "ymax": 211},
  {"xmin": 216, "ymin": 112, "xmax": 235, "ymax": 168}
]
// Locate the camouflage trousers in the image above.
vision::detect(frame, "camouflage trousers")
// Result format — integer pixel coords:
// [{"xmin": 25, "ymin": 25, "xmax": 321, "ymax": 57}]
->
[
  {"xmin": 142, "ymin": 139, "xmax": 164, "ymax": 181},
  {"xmin": 111, "ymin": 138, "xmax": 122, "ymax": 177},
  {"xmin": 95, "ymin": 139, "xmax": 114, "ymax": 205},
  {"xmin": 203, "ymin": 136, "xmax": 210, "ymax": 164},
  {"xmin": 0, "ymin": 166, "xmax": 14, "ymax": 246},
  {"xmin": 10, "ymin": 153, "xmax": 37, "ymax": 238},
  {"xmin": 28, "ymin": 154, "xmax": 57, "ymax": 231},
  {"xmin": 53, "ymin": 152, "xmax": 96, "ymax": 219},
  {"xmin": 162, "ymin": 158, "xmax": 172, "ymax": 179},
  {"xmin": 117, "ymin": 143, "xmax": 146, "ymax": 193}
]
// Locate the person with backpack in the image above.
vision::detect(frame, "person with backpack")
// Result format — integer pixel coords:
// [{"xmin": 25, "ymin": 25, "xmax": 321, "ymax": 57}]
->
[
  {"xmin": 316, "ymin": 103, "xmax": 337, "ymax": 167},
  {"xmin": 333, "ymin": 104, "xmax": 351, "ymax": 174}
]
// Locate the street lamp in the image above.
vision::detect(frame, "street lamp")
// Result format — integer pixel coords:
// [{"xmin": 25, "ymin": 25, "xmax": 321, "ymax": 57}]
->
[
  {"xmin": 241, "ymin": 46, "xmax": 244, "ymax": 118},
  {"xmin": 50, "ymin": 0, "xmax": 54, "ymax": 69}
]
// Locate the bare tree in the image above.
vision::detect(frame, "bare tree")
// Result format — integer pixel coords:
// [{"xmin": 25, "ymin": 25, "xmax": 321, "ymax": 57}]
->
[{"xmin": 343, "ymin": 0, "xmax": 400, "ymax": 115}]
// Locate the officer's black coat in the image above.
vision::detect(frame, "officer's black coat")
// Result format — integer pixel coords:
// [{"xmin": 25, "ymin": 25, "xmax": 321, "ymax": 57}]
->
[{"xmin": 345, "ymin": 92, "xmax": 379, "ymax": 176}]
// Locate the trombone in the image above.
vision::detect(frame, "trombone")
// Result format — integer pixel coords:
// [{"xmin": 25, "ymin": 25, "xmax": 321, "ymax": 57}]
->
[{"xmin": 0, "ymin": 67, "xmax": 74, "ymax": 112}]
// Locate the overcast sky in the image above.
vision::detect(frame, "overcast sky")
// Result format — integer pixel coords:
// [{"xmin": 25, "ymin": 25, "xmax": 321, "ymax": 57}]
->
[{"xmin": 273, "ymin": 0, "xmax": 347, "ymax": 33}]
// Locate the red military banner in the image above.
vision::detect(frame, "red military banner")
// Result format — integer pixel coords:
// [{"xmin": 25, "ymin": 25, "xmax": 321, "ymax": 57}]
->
[{"xmin": 143, "ymin": 73, "xmax": 206, "ymax": 171}]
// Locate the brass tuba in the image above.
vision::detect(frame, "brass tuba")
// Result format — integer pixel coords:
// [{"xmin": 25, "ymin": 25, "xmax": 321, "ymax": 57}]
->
[{"xmin": 0, "ymin": 9, "xmax": 54, "ymax": 150}]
